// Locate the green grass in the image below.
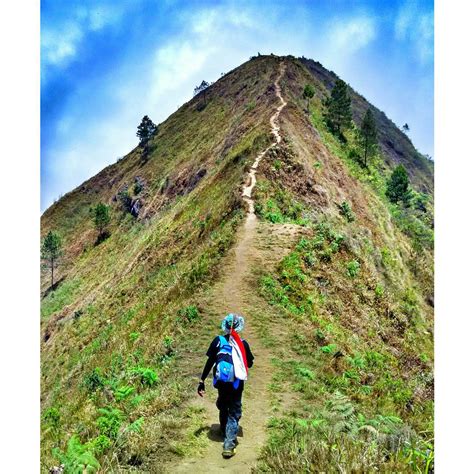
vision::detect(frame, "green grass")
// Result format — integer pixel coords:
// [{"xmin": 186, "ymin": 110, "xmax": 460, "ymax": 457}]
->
[{"xmin": 41, "ymin": 278, "xmax": 82, "ymax": 320}]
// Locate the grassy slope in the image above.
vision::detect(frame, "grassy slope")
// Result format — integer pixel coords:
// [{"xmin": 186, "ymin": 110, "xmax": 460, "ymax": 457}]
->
[
  {"xmin": 253, "ymin": 57, "xmax": 433, "ymax": 472},
  {"xmin": 41, "ymin": 55, "xmax": 433, "ymax": 472},
  {"xmin": 40, "ymin": 55, "xmax": 281, "ymax": 471}
]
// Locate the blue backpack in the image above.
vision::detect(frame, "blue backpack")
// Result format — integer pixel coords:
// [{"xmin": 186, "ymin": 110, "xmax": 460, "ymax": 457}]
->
[{"xmin": 214, "ymin": 336, "xmax": 240, "ymax": 389}]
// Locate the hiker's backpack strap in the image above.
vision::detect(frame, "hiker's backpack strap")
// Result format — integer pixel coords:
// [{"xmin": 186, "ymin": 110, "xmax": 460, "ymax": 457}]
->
[{"xmin": 218, "ymin": 335, "xmax": 227, "ymax": 348}]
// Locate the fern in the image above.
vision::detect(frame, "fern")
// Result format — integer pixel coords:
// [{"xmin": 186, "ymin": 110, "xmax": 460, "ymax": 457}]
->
[
  {"xmin": 325, "ymin": 391, "xmax": 356, "ymax": 434},
  {"xmin": 126, "ymin": 417, "xmax": 145, "ymax": 434},
  {"xmin": 96, "ymin": 407, "xmax": 124, "ymax": 439},
  {"xmin": 53, "ymin": 435, "xmax": 100, "ymax": 473},
  {"xmin": 114, "ymin": 385, "xmax": 135, "ymax": 401},
  {"xmin": 130, "ymin": 366, "xmax": 158, "ymax": 387}
]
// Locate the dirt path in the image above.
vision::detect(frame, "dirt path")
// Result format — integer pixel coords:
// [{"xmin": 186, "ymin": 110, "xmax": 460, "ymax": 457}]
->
[{"xmin": 169, "ymin": 62, "xmax": 288, "ymax": 473}]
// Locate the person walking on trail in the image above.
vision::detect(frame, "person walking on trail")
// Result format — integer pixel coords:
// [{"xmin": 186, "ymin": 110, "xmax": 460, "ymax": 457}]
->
[{"xmin": 197, "ymin": 313, "xmax": 254, "ymax": 459}]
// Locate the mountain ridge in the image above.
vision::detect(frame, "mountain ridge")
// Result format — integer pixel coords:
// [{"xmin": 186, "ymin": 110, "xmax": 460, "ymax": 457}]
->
[{"xmin": 41, "ymin": 54, "xmax": 434, "ymax": 472}]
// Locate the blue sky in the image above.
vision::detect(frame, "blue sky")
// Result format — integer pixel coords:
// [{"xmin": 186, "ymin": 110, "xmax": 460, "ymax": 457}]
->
[{"xmin": 41, "ymin": 0, "xmax": 434, "ymax": 211}]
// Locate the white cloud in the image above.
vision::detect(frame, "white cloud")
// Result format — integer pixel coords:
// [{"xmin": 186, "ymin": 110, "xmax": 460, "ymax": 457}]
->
[
  {"xmin": 150, "ymin": 42, "xmax": 211, "ymax": 101},
  {"xmin": 327, "ymin": 16, "xmax": 377, "ymax": 54},
  {"xmin": 41, "ymin": 22, "xmax": 83, "ymax": 67},
  {"xmin": 41, "ymin": 2, "xmax": 127, "ymax": 71},
  {"xmin": 394, "ymin": 1, "xmax": 433, "ymax": 64}
]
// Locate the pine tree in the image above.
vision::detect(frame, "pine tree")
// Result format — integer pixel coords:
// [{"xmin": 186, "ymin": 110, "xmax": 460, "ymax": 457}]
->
[
  {"xmin": 324, "ymin": 79, "xmax": 352, "ymax": 137},
  {"xmin": 386, "ymin": 165, "xmax": 411, "ymax": 204},
  {"xmin": 303, "ymin": 84, "xmax": 315, "ymax": 113},
  {"xmin": 136, "ymin": 115, "xmax": 157, "ymax": 159},
  {"xmin": 41, "ymin": 230, "xmax": 62, "ymax": 288},
  {"xmin": 193, "ymin": 80, "xmax": 210, "ymax": 97},
  {"xmin": 358, "ymin": 108, "xmax": 378, "ymax": 167},
  {"xmin": 92, "ymin": 202, "xmax": 111, "ymax": 237},
  {"xmin": 193, "ymin": 80, "xmax": 210, "ymax": 110}
]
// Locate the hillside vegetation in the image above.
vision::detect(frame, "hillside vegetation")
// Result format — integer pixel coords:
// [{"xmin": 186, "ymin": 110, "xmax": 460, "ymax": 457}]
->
[{"xmin": 41, "ymin": 55, "xmax": 433, "ymax": 473}]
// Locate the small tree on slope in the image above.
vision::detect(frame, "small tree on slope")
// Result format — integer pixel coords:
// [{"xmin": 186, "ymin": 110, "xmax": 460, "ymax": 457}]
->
[
  {"xmin": 303, "ymin": 84, "xmax": 315, "ymax": 114},
  {"xmin": 386, "ymin": 165, "xmax": 411, "ymax": 205},
  {"xmin": 41, "ymin": 230, "xmax": 62, "ymax": 289},
  {"xmin": 136, "ymin": 115, "xmax": 157, "ymax": 159},
  {"xmin": 92, "ymin": 202, "xmax": 111, "ymax": 239},
  {"xmin": 358, "ymin": 108, "xmax": 378, "ymax": 167},
  {"xmin": 324, "ymin": 79, "xmax": 352, "ymax": 137}
]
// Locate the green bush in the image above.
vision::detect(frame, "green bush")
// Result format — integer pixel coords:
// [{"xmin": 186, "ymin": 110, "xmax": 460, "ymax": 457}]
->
[
  {"xmin": 43, "ymin": 407, "xmax": 60, "ymax": 428},
  {"xmin": 347, "ymin": 260, "xmax": 360, "ymax": 278},
  {"xmin": 130, "ymin": 366, "xmax": 158, "ymax": 387},
  {"xmin": 83, "ymin": 368, "xmax": 105, "ymax": 393},
  {"xmin": 96, "ymin": 407, "xmax": 124, "ymax": 439},
  {"xmin": 53, "ymin": 435, "xmax": 100, "ymax": 473},
  {"xmin": 339, "ymin": 201, "xmax": 355, "ymax": 222},
  {"xmin": 320, "ymin": 344, "xmax": 338, "ymax": 355},
  {"xmin": 114, "ymin": 385, "xmax": 135, "ymax": 401},
  {"xmin": 177, "ymin": 305, "xmax": 200, "ymax": 323},
  {"xmin": 85, "ymin": 434, "xmax": 111, "ymax": 455},
  {"xmin": 375, "ymin": 284, "xmax": 385, "ymax": 298},
  {"xmin": 133, "ymin": 182, "xmax": 143, "ymax": 195},
  {"xmin": 163, "ymin": 335, "xmax": 173, "ymax": 352}
]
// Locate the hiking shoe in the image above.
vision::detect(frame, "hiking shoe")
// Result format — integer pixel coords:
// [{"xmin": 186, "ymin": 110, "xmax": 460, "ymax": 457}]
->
[{"xmin": 222, "ymin": 447, "xmax": 236, "ymax": 459}]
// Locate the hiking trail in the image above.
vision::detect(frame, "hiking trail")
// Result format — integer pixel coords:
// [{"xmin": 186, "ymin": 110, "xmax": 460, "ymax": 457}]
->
[{"xmin": 168, "ymin": 61, "xmax": 301, "ymax": 473}]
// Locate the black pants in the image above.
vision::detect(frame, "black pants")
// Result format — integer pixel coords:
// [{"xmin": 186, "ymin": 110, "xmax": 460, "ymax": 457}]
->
[{"xmin": 215, "ymin": 383, "xmax": 243, "ymax": 449}]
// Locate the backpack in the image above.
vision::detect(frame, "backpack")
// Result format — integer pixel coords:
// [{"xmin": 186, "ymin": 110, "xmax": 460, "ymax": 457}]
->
[{"xmin": 214, "ymin": 336, "xmax": 240, "ymax": 389}]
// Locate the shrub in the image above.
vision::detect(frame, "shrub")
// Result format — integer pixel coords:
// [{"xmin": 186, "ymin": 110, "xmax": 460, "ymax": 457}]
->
[
  {"xmin": 85, "ymin": 434, "xmax": 111, "ymax": 455},
  {"xmin": 133, "ymin": 182, "xmax": 143, "ymax": 195},
  {"xmin": 130, "ymin": 366, "xmax": 158, "ymax": 387},
  {"xmin": 339, "ymin": 201, "xmax": 355, "ymax": 222},
  {"xmin": 163, "ymin": 335, "xmax": 173, "ymax": 352},
  {"xmin": 96, "ymin": 407, "xmax": 124, "ymax": 439},
  {"xmin": 177, "ymin": 305, "xmax": 200, "ymax": 323},
  {"xmin": 126, "ymin": 417, "xmax": 145, "ymax": 434},
  {"xmin": 348, "ymin": 147, "xmax": 362, "ymax": 164},
  {"xmin": 375, "ymin": 284, "xmax": 385, "ymax": 298},
  {"xmin": 320, "ymin": 344, "xmax": 338, "ymax": 355},
  {"xmin": 347, "ymin": 260, "xmax": 360, "ymax": 278},
  {"xmin": 83, "ymin": 368, "xmax": 105, "ymax": 393},
  {"xmin": 53, "ymin": 435, "xmax": 100, "ymax": 473},
  {"xmin": 43, "ymin": 407, "xmax": 60, "ymax": 428},
  {"xmin": 114, "ymin": 385, "xmax": 135, "ymax": 401}
]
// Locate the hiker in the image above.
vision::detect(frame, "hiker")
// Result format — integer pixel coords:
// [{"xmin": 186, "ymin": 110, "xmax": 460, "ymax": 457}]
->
[{"xmin": 197, "ymin": 313, "xmax": 254, "ymax": 458}]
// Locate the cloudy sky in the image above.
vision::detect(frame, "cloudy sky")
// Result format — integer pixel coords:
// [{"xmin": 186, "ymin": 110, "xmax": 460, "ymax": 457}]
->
[{"xmin": 41, "ymin": 0, "xmax": 434, "ymax": 211}]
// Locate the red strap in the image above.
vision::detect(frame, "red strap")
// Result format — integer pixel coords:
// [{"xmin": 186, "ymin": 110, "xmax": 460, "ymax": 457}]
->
[{"xmin": 230, "ymin": 329, "xmax": 248, "ymax": 374}]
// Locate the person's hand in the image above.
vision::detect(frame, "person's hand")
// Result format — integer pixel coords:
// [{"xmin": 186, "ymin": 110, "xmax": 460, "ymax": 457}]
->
[{"xmin": 197, "ymin": 381, "xmax": 205, "ymax": 397}]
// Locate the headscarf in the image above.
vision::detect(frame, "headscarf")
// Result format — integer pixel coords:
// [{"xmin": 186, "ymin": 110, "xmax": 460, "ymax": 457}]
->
[{"xmin": 221, "ymin": 313, "xmax": 245, "ymax": 334}]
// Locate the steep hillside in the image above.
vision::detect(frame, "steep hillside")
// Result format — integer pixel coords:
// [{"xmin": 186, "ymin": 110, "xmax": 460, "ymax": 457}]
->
[{"xmin": 41, "ymin": 55, "xmax": 433, "ymax": 473}]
